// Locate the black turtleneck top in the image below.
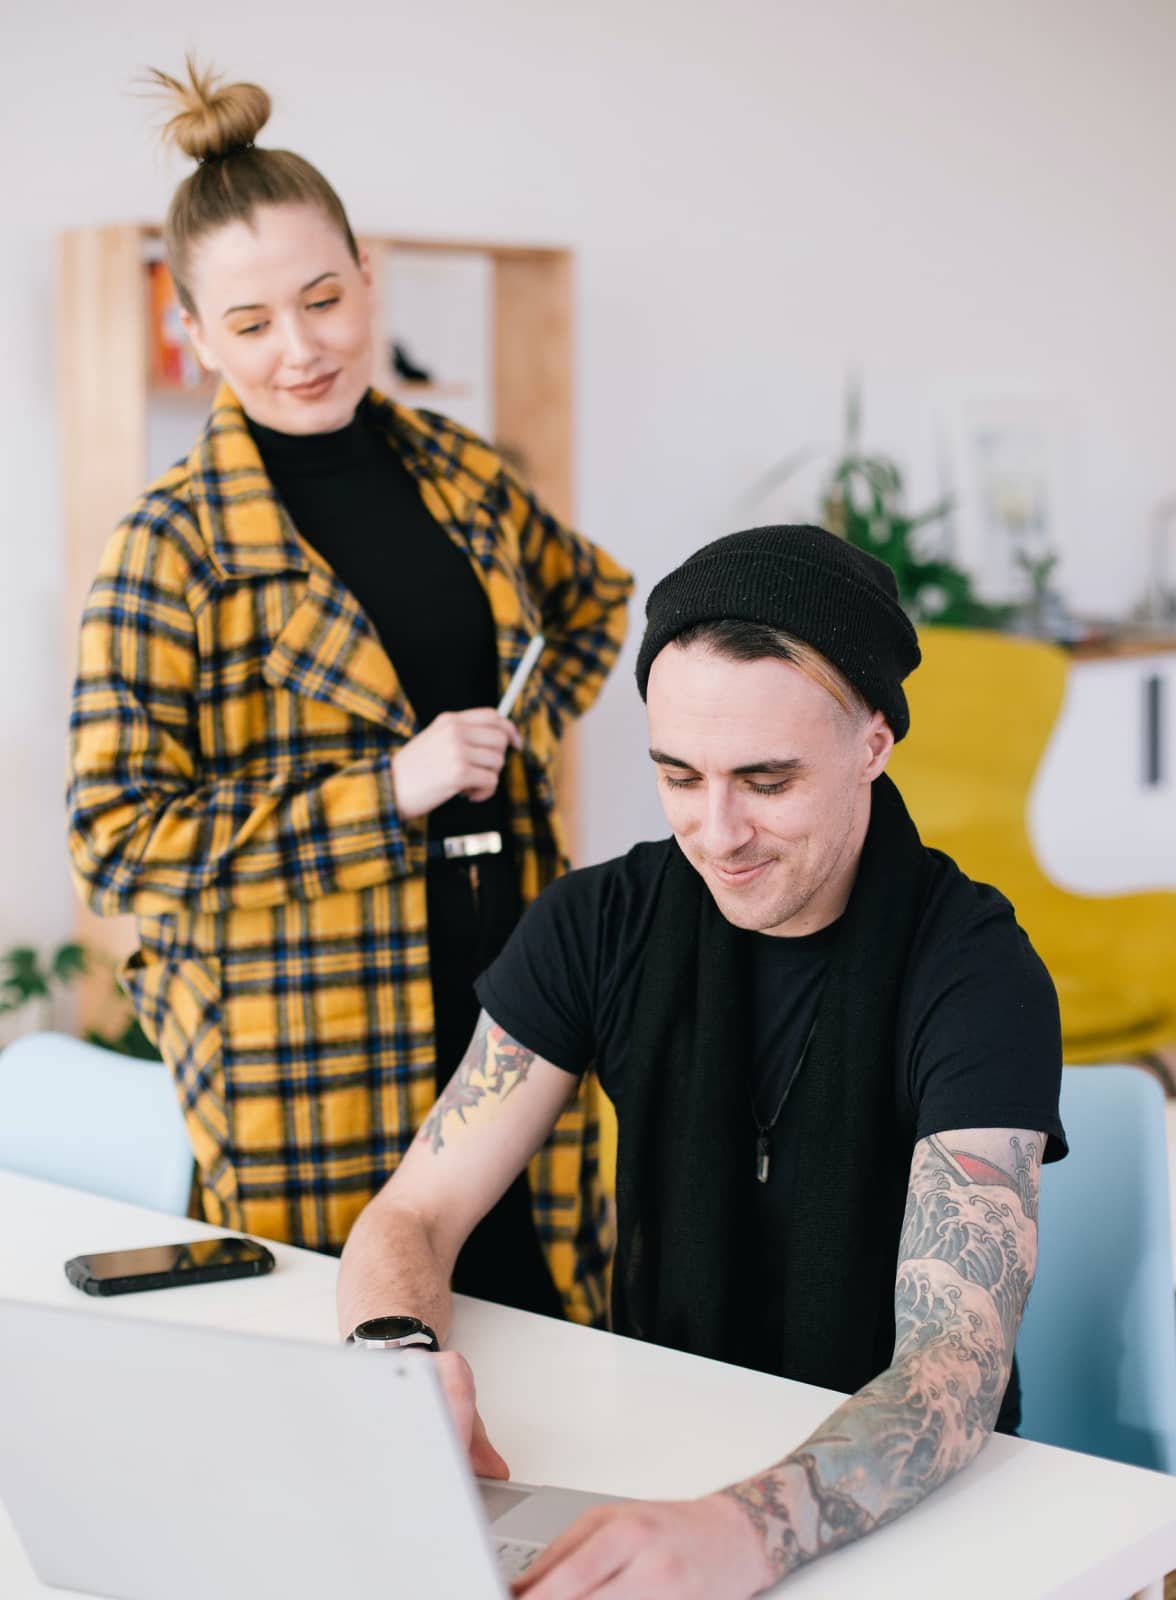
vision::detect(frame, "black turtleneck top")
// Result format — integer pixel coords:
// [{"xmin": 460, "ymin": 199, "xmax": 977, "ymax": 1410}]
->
[{"xmin": 247, "ymin": 402, "xmax": 508, "ymax": 842}]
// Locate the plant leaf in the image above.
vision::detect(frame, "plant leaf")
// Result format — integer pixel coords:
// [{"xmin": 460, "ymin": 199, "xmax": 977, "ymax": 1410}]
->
[
  {"xmin": 85, "ymin": 1020, "xmax": 162, "ymax": 1062},
  {"xmin": 2, "ymin": 947, "xmax": 49, "ymax": 1002},
  {"xmin": 908, "ymin": 496, "xmax": 954, "ymax": 530},
  {"xmin": 741, "ymin": 445, "xmax": 825, "ymax": 511},
  {"xmin": 51, "ymin": 942, "xmax": 87, "ymax": 982},
  {"xmin": 844, "ymin": 373, "xmax": 862, "ymax": 451}
]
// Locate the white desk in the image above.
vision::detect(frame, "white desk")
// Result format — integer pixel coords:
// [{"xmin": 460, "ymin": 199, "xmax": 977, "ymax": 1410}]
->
[{"xmin": 4, "ymin": 1171, "xmax": 1176, "ymax": 1599}]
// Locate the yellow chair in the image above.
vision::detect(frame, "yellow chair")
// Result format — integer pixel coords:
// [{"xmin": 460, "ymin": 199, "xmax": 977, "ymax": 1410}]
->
[{"xmin": 888, "ymin": 627, "xmax": 1176, "ymax": 1064}]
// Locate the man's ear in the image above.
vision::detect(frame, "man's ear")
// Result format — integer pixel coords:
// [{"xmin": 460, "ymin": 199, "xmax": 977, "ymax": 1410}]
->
[{"xmin": 862, "ymin": 711, "xmax": 895, "ymax": 781}]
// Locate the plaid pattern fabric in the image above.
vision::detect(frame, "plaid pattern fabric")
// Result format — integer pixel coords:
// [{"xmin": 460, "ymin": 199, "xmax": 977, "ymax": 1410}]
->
[{"xmin": 67, "ymin": 385, "xmax": 633, "ymax": 1324}]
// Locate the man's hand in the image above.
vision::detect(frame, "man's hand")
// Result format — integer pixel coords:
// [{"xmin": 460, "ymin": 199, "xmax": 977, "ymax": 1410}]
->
[
  {"xmin": 432, "ymin": 1350, "xmax": 510, "ymax": 1480},
  {"xmin": 512, "ymin": 1493, "xmax": 773, "ymax": 1599}
]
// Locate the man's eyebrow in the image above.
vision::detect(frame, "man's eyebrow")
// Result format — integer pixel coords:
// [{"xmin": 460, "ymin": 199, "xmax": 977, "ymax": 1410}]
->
[
  {"xmin": 731, "ymin": 758, "xmax": 803, "ymax": 776},
  {"xmin": 647, "ymin": 751, "xmax": 803, "ymax": 776},
  {"xmin": 223, "ymin": 271, "xmax": 340, "ymax": 317}
]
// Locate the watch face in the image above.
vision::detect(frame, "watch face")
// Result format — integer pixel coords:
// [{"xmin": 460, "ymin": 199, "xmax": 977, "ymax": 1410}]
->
[{"xmin": 352, "ymin": 1315, "xmax": 434, "ymax": 1345}]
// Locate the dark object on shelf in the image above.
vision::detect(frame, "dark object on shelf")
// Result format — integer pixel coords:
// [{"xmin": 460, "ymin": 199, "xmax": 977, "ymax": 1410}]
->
[{"xmin": 391, "ymin": 340, "xmax": 433, "ymax": 384}]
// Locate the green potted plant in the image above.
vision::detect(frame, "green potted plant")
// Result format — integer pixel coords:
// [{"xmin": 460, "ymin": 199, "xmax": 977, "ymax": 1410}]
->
[
  {"xmin": 0, "ymin": 943, "xmax": 86, "ymax": 1046},
  {"xmin": 750, "ymin": 382, "xmax": 1012, "ymax": 629},
  {"xmin": 0, "ymin": 942, "xmax": 159, "ymax": 1059}
]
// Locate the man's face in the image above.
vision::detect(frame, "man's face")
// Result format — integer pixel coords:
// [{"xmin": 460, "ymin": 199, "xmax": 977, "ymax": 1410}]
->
[{"xmin": 646, "ymin": 642, "xmax": 893, "ymax": 936}]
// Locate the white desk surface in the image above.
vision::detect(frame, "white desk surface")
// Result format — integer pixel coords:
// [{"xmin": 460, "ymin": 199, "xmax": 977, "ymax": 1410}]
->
[{"xmin": 3, "ymin": 1170, "xmax": 1176, "ymax": 1599}]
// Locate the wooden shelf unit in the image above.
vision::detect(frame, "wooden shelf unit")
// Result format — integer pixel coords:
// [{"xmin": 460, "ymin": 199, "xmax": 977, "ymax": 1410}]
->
[{"xmin": 58, "ymin": 224, "xmax": 579, "ymax": 1024}]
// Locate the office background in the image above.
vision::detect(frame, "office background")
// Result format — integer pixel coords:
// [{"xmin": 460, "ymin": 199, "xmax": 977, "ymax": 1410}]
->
[{"xmin": 2, "ymin": 0, "xmax": 1175, "ymax": 961}]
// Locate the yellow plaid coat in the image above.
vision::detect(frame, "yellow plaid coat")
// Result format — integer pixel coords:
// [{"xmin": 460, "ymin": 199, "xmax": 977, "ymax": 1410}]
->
[{"xmin": 67, "ymin": 386, "xmax": 633, "ymax": 1324}]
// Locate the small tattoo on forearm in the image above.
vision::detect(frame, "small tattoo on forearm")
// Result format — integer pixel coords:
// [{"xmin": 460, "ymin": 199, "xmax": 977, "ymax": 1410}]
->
[{"xmin": 419, "ymin": 1015, "xmax": 536, "ymax": 1154}]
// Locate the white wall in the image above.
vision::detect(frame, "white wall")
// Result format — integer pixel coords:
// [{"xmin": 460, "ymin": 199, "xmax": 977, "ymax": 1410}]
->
[{"xmin": 2, "ymin": 0, "xmax": 1175, "ymax": 950}]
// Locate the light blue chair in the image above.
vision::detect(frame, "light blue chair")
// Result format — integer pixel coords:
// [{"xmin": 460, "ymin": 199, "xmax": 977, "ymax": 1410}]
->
[
  {"xmin": 1017, "ymin": 1063, "xmax": 1176, "ymax": 1473},
  {"xmin": 0, "ymin": 1031, "xmax": 193, "ymax": 1215}
]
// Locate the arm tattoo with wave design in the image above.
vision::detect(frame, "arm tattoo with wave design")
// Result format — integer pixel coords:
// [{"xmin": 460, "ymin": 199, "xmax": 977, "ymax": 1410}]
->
[
  {"xmin": 721, "ymin": 1127, "xmax": 1042, "ymax": 1587},
  {"xmin": 418, "ymin": 1013, "xmax": 537, "ymax": 1155}
]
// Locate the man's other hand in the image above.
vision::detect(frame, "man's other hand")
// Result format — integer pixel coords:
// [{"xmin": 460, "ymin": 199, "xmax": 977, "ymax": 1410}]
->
[{"xmin": 512, "ymin": 1493, "xmax": 773, "ymax": 1598}]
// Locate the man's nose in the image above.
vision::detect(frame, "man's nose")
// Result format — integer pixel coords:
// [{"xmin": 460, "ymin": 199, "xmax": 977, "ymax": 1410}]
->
[{"xmin": 699, "ymin": 787, "xmax": 755, "ymax": 859}]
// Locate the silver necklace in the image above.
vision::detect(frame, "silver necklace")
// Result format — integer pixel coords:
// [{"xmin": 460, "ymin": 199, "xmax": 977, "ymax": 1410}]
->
[{"xmin": 749, "ymin": 1018, "xmax": 818, "ymax": 1184}]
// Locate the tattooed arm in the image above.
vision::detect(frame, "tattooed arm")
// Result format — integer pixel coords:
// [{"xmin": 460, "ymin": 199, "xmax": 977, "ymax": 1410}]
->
[
  {"xmin": 516, "ymin": 1127, "xmax": 1043, "ymax": 1599},
  {"xmin": 713, "ymin": 1127, "xmax": 1042, "ymax": 1589},
  {"xmin": 336, "ymin": 1011, "xmax": 577, "ymax": 1343}
]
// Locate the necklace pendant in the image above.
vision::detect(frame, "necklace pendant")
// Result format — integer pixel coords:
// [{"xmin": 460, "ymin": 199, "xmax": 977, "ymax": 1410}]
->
[{"xmin": 755, "ymin": 1133, "xmax": 771, "ymax": 1184}]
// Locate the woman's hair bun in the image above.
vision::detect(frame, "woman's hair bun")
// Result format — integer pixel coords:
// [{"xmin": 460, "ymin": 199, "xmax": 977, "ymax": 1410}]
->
[{"xmin": 147, "ymin": 55, "xmax": 271, "ymax": 164}]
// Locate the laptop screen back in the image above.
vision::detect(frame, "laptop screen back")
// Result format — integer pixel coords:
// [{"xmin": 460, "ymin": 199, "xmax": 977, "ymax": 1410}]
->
[{"xmin": 0, "ymin": 1299, "xmax": 504, "ymax": 1599}]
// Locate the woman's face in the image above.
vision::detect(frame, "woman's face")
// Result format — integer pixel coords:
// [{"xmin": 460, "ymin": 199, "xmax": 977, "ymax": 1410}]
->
[{"xmin": 180, "ymin": 202, "xmax": 374, "ymax": 434}]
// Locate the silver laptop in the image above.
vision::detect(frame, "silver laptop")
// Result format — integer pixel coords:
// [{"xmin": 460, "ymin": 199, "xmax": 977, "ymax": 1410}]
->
[{"xmin": 0, "ymin": 1298, "xmax": 619, "ymax": 1598}]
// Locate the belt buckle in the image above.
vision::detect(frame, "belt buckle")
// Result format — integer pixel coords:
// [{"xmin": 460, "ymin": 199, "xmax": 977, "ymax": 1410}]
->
[{"xmin": 442, "ymin": 831, "xmax": 503, "ymax": 861}]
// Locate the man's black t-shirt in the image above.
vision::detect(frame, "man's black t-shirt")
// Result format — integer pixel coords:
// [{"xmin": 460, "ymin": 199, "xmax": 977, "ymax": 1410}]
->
[
  {"xmin": 476, "ymin": 837, "xmax": 1066, "ymax": 1430},
  {"xmin": 476, "ymin": 838, "xmax": 1067, "ymax": 1168}
]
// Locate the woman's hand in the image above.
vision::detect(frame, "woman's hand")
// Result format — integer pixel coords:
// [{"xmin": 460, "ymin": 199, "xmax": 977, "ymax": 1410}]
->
[{"xmin": 392, "ymin": 709, "xmax": 521, "ymax": 819}]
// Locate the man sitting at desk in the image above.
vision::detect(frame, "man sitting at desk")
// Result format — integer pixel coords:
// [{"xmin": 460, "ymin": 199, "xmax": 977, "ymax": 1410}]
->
[{"xmin": 338, "ymin": 525, "xmax": 1066, "ymax": 1598}]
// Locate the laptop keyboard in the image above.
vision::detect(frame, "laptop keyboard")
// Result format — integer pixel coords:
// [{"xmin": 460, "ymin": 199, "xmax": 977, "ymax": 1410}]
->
[{"xmin": 495, "ymin": 1538, "xmax": 544, "ymax": 1581}]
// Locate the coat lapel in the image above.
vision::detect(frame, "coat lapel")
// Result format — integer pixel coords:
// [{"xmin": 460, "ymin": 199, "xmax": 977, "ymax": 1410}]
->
[{"xmin": 188, "ymin": 386, "xmax": 415, "ymax": 740}]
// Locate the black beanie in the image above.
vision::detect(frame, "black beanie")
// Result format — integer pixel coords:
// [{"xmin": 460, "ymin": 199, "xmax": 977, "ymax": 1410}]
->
[{"xmin": 635, "ymin": 525, "xmax": 921, "ymax": 740}]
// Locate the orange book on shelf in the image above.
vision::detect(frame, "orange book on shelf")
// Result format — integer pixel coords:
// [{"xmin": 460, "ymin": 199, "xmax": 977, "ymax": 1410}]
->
[{"xmin": 147, "ymin": 262, "xmax": 203, "ymax": 389}]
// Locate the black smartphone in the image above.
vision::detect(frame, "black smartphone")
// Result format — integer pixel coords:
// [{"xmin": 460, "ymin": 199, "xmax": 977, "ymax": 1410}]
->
[{"xmin": 64, "ymin": 1237, "xmax": 276, "ymax": 1296}]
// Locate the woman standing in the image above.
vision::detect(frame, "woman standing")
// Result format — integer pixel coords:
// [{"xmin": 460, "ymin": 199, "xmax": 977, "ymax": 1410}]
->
[{"xmin": 67, "ymin": 62, "xmax": 632, "ymax": 1325}]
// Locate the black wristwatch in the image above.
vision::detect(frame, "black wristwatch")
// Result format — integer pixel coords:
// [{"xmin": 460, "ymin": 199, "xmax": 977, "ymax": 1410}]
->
[{"xmin": 347, "ymin": 1314, "xmax": 440, "ymax": 1351}]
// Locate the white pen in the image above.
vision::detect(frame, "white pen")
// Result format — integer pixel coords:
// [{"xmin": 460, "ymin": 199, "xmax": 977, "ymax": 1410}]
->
[{"xmin": 497, "ymin": 633, "xmax": 546, "ymax": 718}]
